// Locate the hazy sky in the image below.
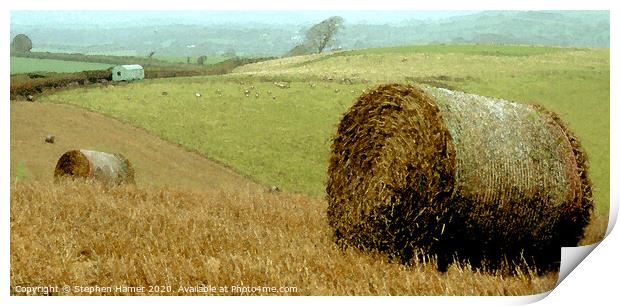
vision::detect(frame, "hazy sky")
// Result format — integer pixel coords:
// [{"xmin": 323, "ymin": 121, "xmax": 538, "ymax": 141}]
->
[{"xmin": 11, "ymin": 11, "xmax": 480, "ymax": 27}]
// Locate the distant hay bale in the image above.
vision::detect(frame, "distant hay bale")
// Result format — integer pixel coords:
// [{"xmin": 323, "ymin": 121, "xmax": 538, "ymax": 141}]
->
[
  {"xmin": 54, "ymin": 150, "xmax": 135, "ymax": 185},
  {"xmin": 326, "ymin": 84, "xmax": 593, "ymax": 273},
  {"xmin": 45, "ymin": 135, "xmax": 55, "ymax": 144}
]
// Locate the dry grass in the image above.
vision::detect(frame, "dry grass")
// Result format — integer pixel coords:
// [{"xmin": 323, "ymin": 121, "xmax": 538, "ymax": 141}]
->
[{"xmin": 11, "ymin": 180, "xmax": 592, "ymax": 296}]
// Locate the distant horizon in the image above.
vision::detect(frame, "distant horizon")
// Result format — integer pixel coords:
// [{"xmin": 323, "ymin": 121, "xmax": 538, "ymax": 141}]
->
[
  {"xmin": 9, "ymin": 10, "xmax": 609, "ymax": 56},
  {"xmin": 11, "ymin": 11, "xmax": 482, "ymax": 27}
]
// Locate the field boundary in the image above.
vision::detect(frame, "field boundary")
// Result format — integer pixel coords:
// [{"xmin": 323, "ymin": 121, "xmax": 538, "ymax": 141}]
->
[{"xmin": 10, "ymin": 56, "xmax": 275, "ymax": 100}]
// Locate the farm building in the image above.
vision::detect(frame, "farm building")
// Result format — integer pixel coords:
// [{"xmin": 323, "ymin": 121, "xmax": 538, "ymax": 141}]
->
[{"xmin": 112, "ymin": 64, "xmax": 144, "ymax": 81}]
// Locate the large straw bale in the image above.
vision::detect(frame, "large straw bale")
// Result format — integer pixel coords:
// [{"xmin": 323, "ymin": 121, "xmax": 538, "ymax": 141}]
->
[{"xmin": 326, "ymin": 84, "xmax": 593, "ymax": 272}]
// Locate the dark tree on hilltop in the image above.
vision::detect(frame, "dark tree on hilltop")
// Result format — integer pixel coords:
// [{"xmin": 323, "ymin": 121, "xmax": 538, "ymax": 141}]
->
[
  {"xmin": 197, "ymin": 55, "xmax": 207, "ymax": 65},
  {"xmin": 305, "ymin": 16, "xmax": 344, "ymax": 53},
  {"xmin": 11, "ymin": 34, "xmax": 33, "ymax": 54}
]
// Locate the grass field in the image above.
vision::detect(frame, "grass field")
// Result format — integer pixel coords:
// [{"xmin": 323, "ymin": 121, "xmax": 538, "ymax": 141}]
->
[
  {"xmin": 40, "ymin": 45, "xmax": 610, "ymax": 213},
  {"xmin": 10, "ymin": 57, "xmax": 113, "ymax": 75}
]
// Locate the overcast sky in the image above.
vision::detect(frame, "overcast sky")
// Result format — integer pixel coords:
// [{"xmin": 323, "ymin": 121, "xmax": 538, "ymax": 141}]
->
[{"xmin": 11, "ymin": 11, "xmax": 480, "ymax": 27}]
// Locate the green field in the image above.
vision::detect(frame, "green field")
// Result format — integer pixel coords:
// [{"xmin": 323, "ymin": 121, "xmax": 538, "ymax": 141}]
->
[
  {"xmin": 10, "ymin": 57, "xmax": 113, "ymax": 75},
  {"xmin": 39, "ymin": 44, "xmax": 610, "ymax": 213}
]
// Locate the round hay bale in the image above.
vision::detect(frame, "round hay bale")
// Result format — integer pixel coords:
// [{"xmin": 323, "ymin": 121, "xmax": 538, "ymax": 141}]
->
[
  {"xmin": 54, "ymin": 150, "xmax": 135, "ymax": 185},
  {"xmin": 326, "ymin": 84, "xmax": 593, "ymax": 272}
]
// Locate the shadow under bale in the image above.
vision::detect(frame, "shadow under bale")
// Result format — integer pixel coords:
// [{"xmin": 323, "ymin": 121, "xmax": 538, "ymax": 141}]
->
[
  {"xmin": 54, "ymin": 150, "xmax": 135, "ymax": 185},
  {"xmin": 326, "ymin": 84, "xmax": 593, "ymax": 273}
]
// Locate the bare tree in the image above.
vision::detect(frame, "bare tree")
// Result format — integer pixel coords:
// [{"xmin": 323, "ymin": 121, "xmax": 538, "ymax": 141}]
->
[{"xmin": 148, "ymin": 51, "xmax": 156, "ymax": 58}]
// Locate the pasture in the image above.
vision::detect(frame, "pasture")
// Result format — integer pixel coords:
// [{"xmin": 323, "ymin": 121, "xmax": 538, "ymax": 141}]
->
[
  {"xmin": 10, "ymin": 57, "xmax": 113, "ymax": 74},
  {"xmin": 40, "ymin": 45, "xmax": 610, "ymax": 213}
]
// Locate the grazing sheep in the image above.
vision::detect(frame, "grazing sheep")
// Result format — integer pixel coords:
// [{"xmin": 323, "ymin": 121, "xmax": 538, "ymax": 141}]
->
[{"xmin": 273, "ymin": 81, "xmax": 290, "ymax": 89}]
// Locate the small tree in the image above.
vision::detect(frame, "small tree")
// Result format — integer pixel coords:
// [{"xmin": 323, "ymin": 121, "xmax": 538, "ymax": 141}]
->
[
  {"xmin": 197, "ymin": 55, "xmax": 207, "ymax": 65},
  {"xmin": 147, "ymin": 51, "xmax": 156, "ymax": 58},
  {"xmin": 11, "ymin": 34, "xmax": 33, "ymax": 54},
  {"xmin": 304, "ymin": 16, "xmax": 344, "ymax": 53}
]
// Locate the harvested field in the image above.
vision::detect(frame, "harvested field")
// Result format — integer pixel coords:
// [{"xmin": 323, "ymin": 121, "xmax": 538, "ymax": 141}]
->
[
  {"xmin": 10, "ymin": 101, "xmax": 259, "ymax": 192},
  {"xmin": 10, "ymin": 180, "xmax": 585, "ymax": 296},
  {"xmin": 327, "ymin": 84, "xmax": 594, "ymax": 272},
  {"xmin": 10, "ymin": 180, "xmax": 609, "ymax": 295}
]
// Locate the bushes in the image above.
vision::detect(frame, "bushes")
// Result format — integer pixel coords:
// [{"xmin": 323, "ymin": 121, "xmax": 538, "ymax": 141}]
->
[{"xmin": 10, "ymin": 70, "xmax": 112, "ymax": 98}]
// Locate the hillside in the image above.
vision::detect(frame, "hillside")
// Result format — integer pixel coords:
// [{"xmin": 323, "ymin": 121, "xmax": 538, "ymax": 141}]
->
[
  {"xmin": 340, "ymin": 11, "xmax": 610, "ymax": 49},
  {"xmin": 40, "ymin": 45, "xmax": 610, "ymax": 213},
  {"xmin": 233, "ymin": 45, "xmax": 610, "ymax": 209}
]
